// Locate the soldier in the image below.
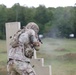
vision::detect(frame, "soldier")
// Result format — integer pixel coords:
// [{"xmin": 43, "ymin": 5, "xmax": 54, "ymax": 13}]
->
[{"xmin": 7, "ymin": 22, "xmax": 41, "ymax": 75}]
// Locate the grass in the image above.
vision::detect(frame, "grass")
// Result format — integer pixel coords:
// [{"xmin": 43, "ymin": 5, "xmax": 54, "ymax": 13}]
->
[
  {"xmin": 37, "ymin": 38, "xmax": 76, "ymax": 75},
  {"xmin": 0, "ymin": 38, "xmax": 76, "ymax": 75},
  {"xmin": 0, "ymin": 40, "xmax": 7, "ymax": 75}
]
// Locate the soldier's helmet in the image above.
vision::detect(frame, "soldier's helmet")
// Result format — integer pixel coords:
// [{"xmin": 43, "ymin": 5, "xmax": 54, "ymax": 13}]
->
[{"xmin": 25, "ymin": 22, "xmax": 39, "ymax": 33}]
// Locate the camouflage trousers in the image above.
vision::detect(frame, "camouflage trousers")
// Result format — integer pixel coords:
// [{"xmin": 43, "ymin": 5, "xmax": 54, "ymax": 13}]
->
[{"xmin": 7, "ymin": 60, "xmax": 36, "ymax": 75}]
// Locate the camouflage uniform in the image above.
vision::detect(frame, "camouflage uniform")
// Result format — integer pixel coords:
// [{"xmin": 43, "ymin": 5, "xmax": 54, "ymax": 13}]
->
[{"xmin": 7, "ymin": 22, "xmax": 40, "ymax": 75}]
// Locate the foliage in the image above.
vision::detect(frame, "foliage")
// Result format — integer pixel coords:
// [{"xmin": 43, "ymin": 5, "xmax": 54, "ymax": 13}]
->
[{"xmin": 0, "ymin": 3, "xmax": 76, "ymax": 39}]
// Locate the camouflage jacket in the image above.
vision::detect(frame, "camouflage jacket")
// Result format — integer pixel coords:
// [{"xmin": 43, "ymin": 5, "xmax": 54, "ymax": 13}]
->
[{"xmin": 8, "ymin": 29, "xmax": 38, "ymax": 62}]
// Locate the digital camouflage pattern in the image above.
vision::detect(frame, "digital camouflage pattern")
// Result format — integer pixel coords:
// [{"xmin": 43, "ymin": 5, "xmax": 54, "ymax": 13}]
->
[
  {"xmin": 7, "ymin": 22, "xmax": 40, "ymax": 75},
  {"xmin": 7, "ymin": 60, "xmax": 36, "ymax": 75},
  {"xmin": 25, "ymin": 22, "xmax": 39, "ymax": 34}
]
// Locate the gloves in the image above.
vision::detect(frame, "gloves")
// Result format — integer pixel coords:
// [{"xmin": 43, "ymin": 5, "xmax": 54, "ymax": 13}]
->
[{"xmin": 33, "ymin": 42, "xmax": 41, "ymax": 51}]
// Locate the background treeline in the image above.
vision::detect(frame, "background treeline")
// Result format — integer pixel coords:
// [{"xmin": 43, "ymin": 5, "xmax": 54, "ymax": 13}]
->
[{"xmin": 0, "ymin": 3, "xmax": 76, "ymax": 39}]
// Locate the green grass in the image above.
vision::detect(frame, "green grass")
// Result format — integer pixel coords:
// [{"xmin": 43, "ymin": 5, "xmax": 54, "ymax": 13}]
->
[
  {"xmin": 0, "ymin": 38, "xmax": 76, "ymax": 75},
  {"xmin": 0, "ymin": 40, "xmax": 7, "ymax": 75},
  {"xmin": 37, "ymin": 38, "xmax": 76, "ymax": 75}
]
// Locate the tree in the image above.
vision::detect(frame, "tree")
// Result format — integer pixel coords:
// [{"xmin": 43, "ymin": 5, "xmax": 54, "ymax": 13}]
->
[
  {"xmin": 50, "ymin": 7, "xmax": 73, "ymax": 38},
  {"xmin": 0, "ymin": 4, "xmax": 7, "ymax": 39},
  {"xmin": 34, "ymin": 5, "xmax": 53, "ymax": 33},
  {"xmin": 70, "ymin": 6, "xmax": 76, "ymax": 37}
]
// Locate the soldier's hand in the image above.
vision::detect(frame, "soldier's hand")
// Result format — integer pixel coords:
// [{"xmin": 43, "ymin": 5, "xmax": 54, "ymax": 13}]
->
[{"xmin": 33, "ymin": 42, "xmax": 41, "ymax": 51}]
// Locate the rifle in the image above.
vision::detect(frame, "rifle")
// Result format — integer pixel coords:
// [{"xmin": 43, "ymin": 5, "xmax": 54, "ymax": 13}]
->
[
  {"xmin": 38, "ymin": 36, "xmax": 43, "ymax": 44},
  {"xmin": 29, "ymin": 35, "xmax": 43, "ymax": 49}
]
